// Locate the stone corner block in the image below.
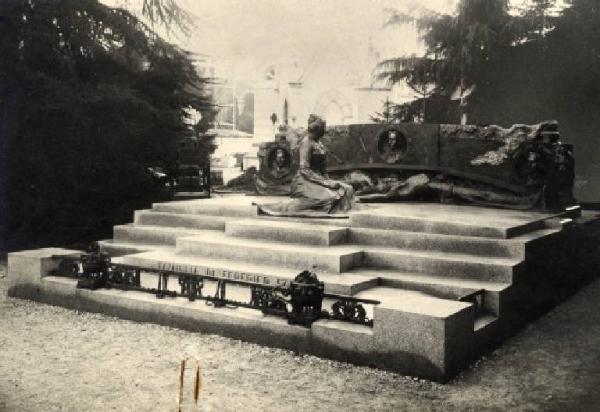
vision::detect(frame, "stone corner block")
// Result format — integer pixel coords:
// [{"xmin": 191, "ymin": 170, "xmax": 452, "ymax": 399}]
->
[
  {"xmin": 7, "ymin": 247, "xmax": 81, "ymax": 289},
  {"xmin": 372, "ymin": 304, "xmax": 475, "ymax": 381}
]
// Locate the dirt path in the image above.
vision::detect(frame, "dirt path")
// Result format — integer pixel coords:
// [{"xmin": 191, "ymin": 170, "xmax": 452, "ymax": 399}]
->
[{"xmin": 1, "ymin": 263, "xmax": 600, "ymax": 412}]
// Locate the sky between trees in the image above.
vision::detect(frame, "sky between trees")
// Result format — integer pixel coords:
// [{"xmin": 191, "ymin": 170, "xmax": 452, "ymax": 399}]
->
[{"xmin": 104, "ymin": 0, "xmax": 455, "ymax": 84}]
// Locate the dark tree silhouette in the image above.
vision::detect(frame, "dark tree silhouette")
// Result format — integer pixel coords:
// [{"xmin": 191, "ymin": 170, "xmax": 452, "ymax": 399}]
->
[
  {"xmin": 0, "ymin": 0, "xmax": 216, "ymax": 251},
  {"xmin": 374, "ymin": 0, "xmax": 600, "ymax": 201}
]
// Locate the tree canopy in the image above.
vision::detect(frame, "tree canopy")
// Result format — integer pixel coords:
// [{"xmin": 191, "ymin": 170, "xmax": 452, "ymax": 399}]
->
[
  {"xmin": 0, "ymin": 0, "xmax": 216, "ymax": 251},
  {"xmin": 376, "ymin": 0, "xmax": 539, "ymax": 123},
  {"xmin": 374, "ymin": 0, "xmax": 600, "ymax": 200}
]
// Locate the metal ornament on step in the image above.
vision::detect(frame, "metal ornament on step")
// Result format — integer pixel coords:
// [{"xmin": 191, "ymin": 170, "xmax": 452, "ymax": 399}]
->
[
  {"xmin": 250, "ymin": 286, "xmax": 288, "ymax": 316},
  {"xmin": 178, "ymin": 275, "xmax": 204, "ymax": 302},
  {"xmin": 208, "ymin": 280, "xmax": 228, "ymax": 308},
  {"xmin": 330, "ymin": 300, "xmax": 369, "ymax": 325},
  {"xmin": 287, "ymin": 271, "xmax": 325, "ymax": 327},
  {"xmin": 107, "ymin": 268, "xmax": 140, "ymax": 289},
  {"xmin": 51, "ymin": 249, "xmax": 380, "ymax": 328},
  {"xmin": 74, "ymin": 242, "xmax": 111, "ymax": 290}
]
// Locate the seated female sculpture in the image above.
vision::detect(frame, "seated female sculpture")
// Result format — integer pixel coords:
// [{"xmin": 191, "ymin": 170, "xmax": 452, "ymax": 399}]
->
[{"xmin": 255, "ymin": 114, "xmax": 355, "ymax": 217}]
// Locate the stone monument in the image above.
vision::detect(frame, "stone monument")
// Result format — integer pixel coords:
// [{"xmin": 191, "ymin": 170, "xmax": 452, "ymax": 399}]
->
[
  {"xmin": 7, "ymin": 121, "xmax": 598, "ymax": 383},
  {"xmin": 255, "ymin": 121, "xmax": 575, "ymax": 211}
]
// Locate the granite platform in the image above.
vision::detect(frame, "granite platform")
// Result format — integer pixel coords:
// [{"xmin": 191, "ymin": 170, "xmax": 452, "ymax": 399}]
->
[{"xmin": 7, "ymin": 195, "xmax": 600, "ymax": 382}]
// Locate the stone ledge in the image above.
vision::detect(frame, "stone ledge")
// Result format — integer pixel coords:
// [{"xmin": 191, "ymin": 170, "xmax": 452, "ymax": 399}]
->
[
  {"xmin": 7, "ymin": 247, "xmax": 81, "ymax": 288},
  {"xmin": 115, "ymin": 250, "xmax": 378, "ymax": 295},
  {"xmin": 225, "ymin": 219, "xmax": 349, "ymax": 246}
]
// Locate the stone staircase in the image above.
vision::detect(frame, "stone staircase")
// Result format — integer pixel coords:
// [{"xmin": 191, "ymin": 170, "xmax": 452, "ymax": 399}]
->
[
  {"xmin": 99, "ymin": 197, "xmax": 580, "ymax": 342},
  {"xmin": 9, "ymin": 193, "xmax": 595, "ymax": 381}
]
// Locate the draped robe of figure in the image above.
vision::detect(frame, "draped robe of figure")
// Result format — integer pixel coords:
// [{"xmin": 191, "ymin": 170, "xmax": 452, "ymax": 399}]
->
[{"xmin": 255, "ymin": 137, "xmax": 355, "ymax": 217}]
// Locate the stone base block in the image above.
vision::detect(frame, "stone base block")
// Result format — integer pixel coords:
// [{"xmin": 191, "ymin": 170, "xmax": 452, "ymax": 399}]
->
[
  {"xmin": 7, "ymin": 251, "xmax": 476, "ymax": 382},
  {"xmin": 7, "ymin": 247, "xmax": 81, "ymax": 288}
]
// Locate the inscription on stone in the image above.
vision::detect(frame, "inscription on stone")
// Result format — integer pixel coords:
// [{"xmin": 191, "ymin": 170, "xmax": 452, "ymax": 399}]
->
[{"xmin": 156, "ymin": 263, "xmax": 290, "ymax": 287}]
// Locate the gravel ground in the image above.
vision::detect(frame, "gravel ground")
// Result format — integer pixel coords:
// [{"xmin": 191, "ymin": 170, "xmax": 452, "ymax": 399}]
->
[{"xmin": 1, "ymin": 262, "xmax": 600, "ymax": 412}]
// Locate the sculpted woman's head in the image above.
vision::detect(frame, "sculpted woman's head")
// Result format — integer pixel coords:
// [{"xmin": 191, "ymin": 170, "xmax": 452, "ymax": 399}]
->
[{"xmin": 307, "ymin": 114, "xmax": 326, "ymax": 138}]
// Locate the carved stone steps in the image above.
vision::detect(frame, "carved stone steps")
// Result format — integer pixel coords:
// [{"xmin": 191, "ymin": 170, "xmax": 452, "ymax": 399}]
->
[
  {"xmin": 113, "ymin": 224, "xmax": 215, "ymax": 246},
  {"xmin": 111, "ymin": 222, "xmax": 523, "ymax": 284},
  {"xmin": 225, "ymin": 219, "xmax": 349, "ymax": 246},
  {"xmin": 223, "ymin": 219, "xmax": 533, "ymax": 257},
  {"xmin": 151, "ymin": 199, "xmax": 261, "ymax": 218},
  {"xmin": 348, "ymin": 227, "xmax": 524, "ymax": 258},
  {"xmin": 350, "ymin": 211, "xmax": 546, "ymax": 239},
  {"xmin": 347, "ymin": 269, "xmax": 510, "ymax": 316},
  {"xmin": 355, "ymin": 285, "xmax": 471, "ymax": 315},
  {"xmin": 361, "ymin": 248, "xmax": 520, "ymax": 283},
  {"xmin": 97, "ymin": 239, "xmax": 172, "ymax": 257},
  {"xmin": 134, "ymin": 210, "xmax": 228, "ymax": 231},
  {"xmin": 148, "ymin": 197, "xmax": 575, "ymax": 240},
  {"xmin": 255, "ymin": 215, "xmax": 350, "ymax": 227},
  {"xmin": 8, "ymin": 198, "xmax": 596, "ymax": 382},
  {"xmin": 176, "ymin": 232, "xmax": 364, "ymax": 273},
  {"xmin": 116, "ymin": 250, "xmax": 378, "ymax": 295},
  {"xmin": 151, "ymin": 206, "xmax": 351, "ymax": 226}
]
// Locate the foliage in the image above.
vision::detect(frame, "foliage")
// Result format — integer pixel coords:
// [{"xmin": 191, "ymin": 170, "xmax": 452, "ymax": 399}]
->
[
  {"xmin": 371, "ymin": 96, "xmax": 459, "ymax": 125},
  {"xmin": 141, "ymin": 0, "xmax": 193, "ymax": 35},
  {"xmin": 468, "ymin": 0, "xmax": 600, "ymax": 200},
  {"xmin": 0, "ymin": 0, "xmax": 215, "ymax": 251},
  {"xmin": 114, "ymin": 0, "xmax": 194, "ymax": 36},
  {"xmin": 370, "ymin": 99, "xmax": 422, "ymax": 124},
  {"xmin": 374, "ymin": 0, "xmax": 600, "ymax": 200},
  {"xmin": 224, "ymin": 167, "xmax": 257, "ymax": 192},
  {"xmin": 375, "ymin": 0, "xmax": 541, "ymax": 122}
]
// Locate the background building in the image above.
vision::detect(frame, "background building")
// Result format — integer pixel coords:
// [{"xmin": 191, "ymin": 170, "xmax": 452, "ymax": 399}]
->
[{"xmin": 252, "ymin": 58, "xmax": 394, "ymax": 143}]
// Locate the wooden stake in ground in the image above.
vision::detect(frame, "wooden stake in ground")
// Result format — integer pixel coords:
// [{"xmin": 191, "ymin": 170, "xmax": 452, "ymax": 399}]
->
[
  {"xmin": 179, "ymin": 358, "xmax": 186, "ymax": 412},
  {"xmin": 194, "ymin": 361, "xmax": 201, "ymax": 404}
]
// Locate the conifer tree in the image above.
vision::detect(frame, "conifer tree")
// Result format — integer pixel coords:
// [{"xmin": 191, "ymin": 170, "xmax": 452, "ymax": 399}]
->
[{"xmin": 0, "ymin": 0, "xmax": 215, "ymax": 251}]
